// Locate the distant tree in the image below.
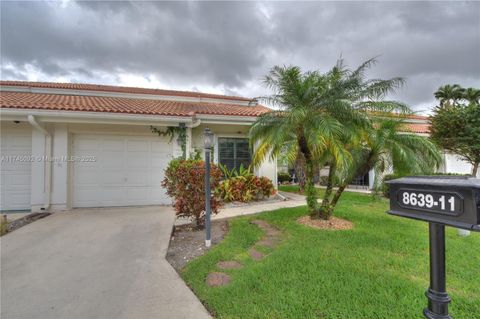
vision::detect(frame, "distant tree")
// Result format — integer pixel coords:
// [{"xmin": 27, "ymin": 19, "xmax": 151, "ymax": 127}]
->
[
  {"xmin": 462, "ymin": 87, "xmax": 480, "ymax": 105},
  {"xmin": 434, "ymin": 84, "xmax": 463, "ymax": 106},
  {"xmin": 326, "ymin": 119, "xmax": 442, "ymax": 213},
  {"xmin": 430, "ymin": 89, "xmax": 480, "ymax": 176}
]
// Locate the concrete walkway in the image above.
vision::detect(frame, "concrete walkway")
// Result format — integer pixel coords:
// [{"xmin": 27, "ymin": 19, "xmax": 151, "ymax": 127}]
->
[
  {"xmin": 1, "ymin": 206, "xmax": 211, "ymax": 319},
  {"xmin": 212, "ymin": 192, "xmax": 306, "ymax": 220}
]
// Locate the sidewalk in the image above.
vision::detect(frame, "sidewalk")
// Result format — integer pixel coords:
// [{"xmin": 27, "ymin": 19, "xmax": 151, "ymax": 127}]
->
[{"xmin": 212, "ymin": 192, "xmax": 306, "ymax": 220}]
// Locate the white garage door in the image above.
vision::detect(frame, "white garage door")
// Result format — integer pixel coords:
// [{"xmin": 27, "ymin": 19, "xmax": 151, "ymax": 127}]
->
[
  {"xmin": 0, "ymin": 124, "xmax": 32, "ymax": 211},
  {"xmin": 72, "ymin": 134, "xmax": 173, "ymax": 207}
]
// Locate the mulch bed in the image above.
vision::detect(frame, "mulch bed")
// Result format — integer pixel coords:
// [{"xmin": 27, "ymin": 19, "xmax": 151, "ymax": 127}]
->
[
  {"xmin": 166, "ymin": 219, "xmax": 229, "ymax": 272},
  {"xmin": 297, "ymin": 215, "xmax": 353, "ymax": 230},
  {"xmin": 3, "ymin": 213, "xmax": 51, "ymax": 235}
]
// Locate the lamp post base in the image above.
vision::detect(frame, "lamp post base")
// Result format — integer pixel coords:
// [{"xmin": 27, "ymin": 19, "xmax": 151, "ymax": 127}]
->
[
  {"xmin": 205, "ymin": 239, "xmax": 211, "ymax": 247},
  {"xmin": 423, "ymin": 308, "xmax": 452, "ymax": 319}
]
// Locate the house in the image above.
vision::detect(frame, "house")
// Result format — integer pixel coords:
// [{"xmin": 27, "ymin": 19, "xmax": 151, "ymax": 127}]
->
[{"xmin": 0, "ymin": 81, "xmax": 276, "ymax": 212}]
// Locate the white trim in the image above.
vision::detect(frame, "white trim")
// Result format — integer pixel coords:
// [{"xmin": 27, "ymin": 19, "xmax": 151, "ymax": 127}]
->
[
  {"xmin": 196, "ymin": 114, "xmax": 257, "ymax": 124},
  {"xmin": 0, "ymin": 85, "xmax": 254, "ymax": 106},
  {"xmin": 0, "ymin": 109, "xmax": 260, "ymax": 125},
  {"xmin": 27, "ymin": 115, "xmax": 52, "ymax": 210},
  {"xmin": 0, "ymin": 108, "xmax": 193, "ymax": 125}
]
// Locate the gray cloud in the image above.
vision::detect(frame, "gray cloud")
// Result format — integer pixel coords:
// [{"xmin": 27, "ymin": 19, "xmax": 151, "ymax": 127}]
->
[{"xmin": 1, "ymin": 1, "xmax": 479, "ymax": 112}]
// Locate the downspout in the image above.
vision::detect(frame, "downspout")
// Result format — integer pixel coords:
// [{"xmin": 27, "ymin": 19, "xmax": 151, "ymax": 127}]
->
[
  {"xmin": 28, "ymin": 115, "xmax": 52, "ymax": 211},
  {"xmin": 187, "ymin": 118, "xmax": 201, "ymax": 128},
  {"xmin": 184, "ymin": 116, "xmax": 201, "ymax": 158}
]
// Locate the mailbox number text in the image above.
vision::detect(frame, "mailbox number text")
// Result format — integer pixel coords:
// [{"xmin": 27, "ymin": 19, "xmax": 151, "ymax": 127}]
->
[
  {"xmin": 402, "ymin": 193, "xmax": 455, "ymax": 211},
  {"xmin": 398, "ymin": 190, "xmax": 463, "ymax": 214}
]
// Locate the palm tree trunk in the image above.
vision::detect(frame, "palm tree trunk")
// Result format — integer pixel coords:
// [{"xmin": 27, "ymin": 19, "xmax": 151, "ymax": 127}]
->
[
  {"xmin": 327, "ymin": 155, "xmax": 376, "ymax": 216},
  {"xmin": 316, "ymin": 162, "xmax": 336, "ymax": 220},
  {"xmin": 324, "ymin": 163, "xmax": 336, "ymax": 202},
  {"xmin": 305, "ymin": 157, "xmax": 320, "ymax": 217},
  {"xmin": 294, "ymin": 152, "xmax": 306, "ymax": 192},
  {"xmin": 329, "ymin": 183, "xmax": 348, "ymax": 211}
]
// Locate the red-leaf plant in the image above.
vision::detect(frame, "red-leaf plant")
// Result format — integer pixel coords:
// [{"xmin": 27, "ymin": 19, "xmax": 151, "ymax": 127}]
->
[{"xmin": 162, "ymin": 159, "xmax": 223, "ymax": 227}]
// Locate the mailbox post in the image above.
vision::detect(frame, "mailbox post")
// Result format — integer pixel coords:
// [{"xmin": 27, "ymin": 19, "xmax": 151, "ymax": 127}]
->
[{"xmin": 386, "ymin": 176, "xmax": 480, "ymax": 319}]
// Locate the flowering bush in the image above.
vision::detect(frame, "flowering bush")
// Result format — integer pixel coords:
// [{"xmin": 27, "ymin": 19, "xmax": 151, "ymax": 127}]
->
[
  {"xmin": 162, "ymin": 159, "xmax": 222, "ymax": 226},
  {"xmin": 217, "ymin": 173, "xmax": 276, "ymax": 202}
]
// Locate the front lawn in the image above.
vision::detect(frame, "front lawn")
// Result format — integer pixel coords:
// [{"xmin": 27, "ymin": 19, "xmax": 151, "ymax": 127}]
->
[{"xmin": 181, "ymin": 191, "xmax": 479, "ymax": 318}]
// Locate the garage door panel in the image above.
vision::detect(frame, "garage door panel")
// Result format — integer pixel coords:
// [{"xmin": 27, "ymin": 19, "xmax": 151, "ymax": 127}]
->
[
  {"xmin": 126, "ymin": 188, "xmax": 149, "ymax": 201},
  {"xmin": 2, "ymin": 173, "xmax": 31, "ymax": 187},
  {"xmin": 150, "ymin": 172, "xmax": 164, "ymax": 182},
  {"xmin": 151, "ymin": 140, "xmax": 170, "ymax": 152},
  {"xmin": 102, "ymin": 188, "xmax": 126, "ymax": 201},
  {"xmin": 100, "ymin": 152, "xmax": 124, "ymax": 169},
  {"xmin": 102, "ymin": 138, "xmax": 124, "ymax": 151},
  {"xmin": 73, "ymin": 134, "xmax": 171, "ymax": 207},
  {"xmin": 126, "ymin": 172, "xmax": 150, "ymax": 186},
  {"xmin": 1, "ymin": 125, "xmax": 32, "ymax": 211},
  {"xmin": 127, "ymin": 140, "xmax": 149, "ymax": 152},
  {"xmin": 73, "ymin": 189, "xmax": 99, "ymax": 205},
  {"xmin": 75, "ymin": 171, "xmax": 98, "ymax": 185},
  {"xmin": 75, "ymin": 138, "xmax": 101, "ymax": 151},
  {"xmin": 102, "ymin": 172, "xmax": 125, "ymax": 185},
  {"xmin": 3, "ymin": 135, "xmax": 31, "ymax": 149},
  {"xmin": 1, "ymin": 161, "xmax": 30, "ymax": 171},
  {"xmin": 126, "ymin": 155, "xmax": 149, "ymax": 168}
]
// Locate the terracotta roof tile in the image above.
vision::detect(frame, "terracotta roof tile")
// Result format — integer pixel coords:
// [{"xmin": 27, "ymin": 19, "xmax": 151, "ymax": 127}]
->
[
  {"xmin": 403, "ymin": 123, "xmax": 430, "ymax": 133},
  {"xmin": 0, "ymin": 91, "xmax": 271, "ymax": 117},
  {"xmin": 0, "ymin": 80, "xmax": 252, "ymax": 102}
]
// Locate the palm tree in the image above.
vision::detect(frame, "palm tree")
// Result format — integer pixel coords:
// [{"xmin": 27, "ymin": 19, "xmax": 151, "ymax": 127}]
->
[
  {"xmin": 325, "ymin": 119, "xmax": 442, "ymax": 214},
  {"xmin": 434, "ymin": 84, "xmax": 463, "ymax": 106},
  {"xmin": 250, "ymin": 58, "xmax": 409, "ymax": 219},
  {"xmin": 461, "ymin": 87, "xmax": 480, "ymax": 105}
]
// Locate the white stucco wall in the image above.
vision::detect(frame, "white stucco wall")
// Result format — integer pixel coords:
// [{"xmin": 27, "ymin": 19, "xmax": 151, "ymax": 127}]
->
[{"xmin": 443, "ymin": 153, "xmax": 478, "ymax": 177}]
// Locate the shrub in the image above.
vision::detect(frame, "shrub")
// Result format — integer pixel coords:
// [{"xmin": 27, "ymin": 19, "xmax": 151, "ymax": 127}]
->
[
  {"xmin": 277, "ymin": 172, "xmax": 291, "ymax": 184},
  {"xmin": 162, "ymin": 158, "xmax": 223, "ymax": 226},
  {"xmin": 219, "ymin": 163, "xmax": 252, "ymax": 179},
  {"xmin": 381, "ymin": 174, "xmax": 399, "ymax": 198},
  {"xmin": 217, "ymin": 173, "xmax": 275, "ymax": 202}
]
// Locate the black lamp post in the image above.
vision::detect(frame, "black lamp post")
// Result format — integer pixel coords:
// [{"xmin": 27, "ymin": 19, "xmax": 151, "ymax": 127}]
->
[{"xmin": 204, "ymin": 127, "xmax": 214, "ymax": 247}]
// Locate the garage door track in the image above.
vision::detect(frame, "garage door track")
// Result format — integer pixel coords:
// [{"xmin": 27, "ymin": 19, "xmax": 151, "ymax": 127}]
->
[{"xmin": 1, "ymin": 206, "xmax": 211, "ymax": 319}]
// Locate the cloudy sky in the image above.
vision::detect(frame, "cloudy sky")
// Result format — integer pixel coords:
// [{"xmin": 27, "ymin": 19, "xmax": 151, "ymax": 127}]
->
[{"xmin": 1, "ymin": 1, "xmax": 479, "ymax": 114}]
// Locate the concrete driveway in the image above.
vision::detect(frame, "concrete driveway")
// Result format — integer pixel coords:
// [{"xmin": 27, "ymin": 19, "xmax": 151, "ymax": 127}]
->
[{"xmin": 1, "ymin": 206, "xmax": 211, "ymax": 319}]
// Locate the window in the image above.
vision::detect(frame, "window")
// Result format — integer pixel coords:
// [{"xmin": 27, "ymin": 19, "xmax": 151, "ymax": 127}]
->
[{"xmin": 218, "ymin": 137, "xmax": 251, "ymax": 171}]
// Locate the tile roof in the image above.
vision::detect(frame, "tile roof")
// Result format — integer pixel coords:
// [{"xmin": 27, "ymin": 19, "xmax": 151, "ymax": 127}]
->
[
  {"xmin": 403, "ymin": 123, "xmax": 430, "ymax": 134},
  {"xmin": 0, "ymin": 80, "xmax": 252, "ymax": 102},
  {"xmin": 0, "ymin": 82, "xmax": 271, "ymax": 118}
]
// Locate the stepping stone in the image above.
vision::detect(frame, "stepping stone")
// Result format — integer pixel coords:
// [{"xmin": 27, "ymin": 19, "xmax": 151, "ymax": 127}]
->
[
  {"xmin": 249, "ymin": 248, "xmax": 265, "ymax": 261},
  {"xmin": 258, "ymin": 237, "xmax": 279, "ymax": 248},
  {"xmin": 217, "ymin": 261, "xmax": 243, "ymax": 269},
  {"xmin": 206, "ymin": 272, "xmax": 231, "ymax": 287},
  {"xmin": 250, "ymin": 220, "xmax": 270, "ymax": 229},
  {"xmin": 265, "ymin": 230, "xmax": 281, "ymax": 238}
]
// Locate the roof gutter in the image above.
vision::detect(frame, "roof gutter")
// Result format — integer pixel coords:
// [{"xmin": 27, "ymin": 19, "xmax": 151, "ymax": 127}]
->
[
  {"xmin": 27, "ymin": 115, "xmax": 52, "ymax": 211},
  {"xmin": 1, "ymin": 108, "xmax": 194, "ymax": 126}
]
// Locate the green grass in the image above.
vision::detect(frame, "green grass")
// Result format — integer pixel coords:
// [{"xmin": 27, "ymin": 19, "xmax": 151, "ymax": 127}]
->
[{"xmin": 182, "ymin": 189, "xmax": 480, "ymax": 319}]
